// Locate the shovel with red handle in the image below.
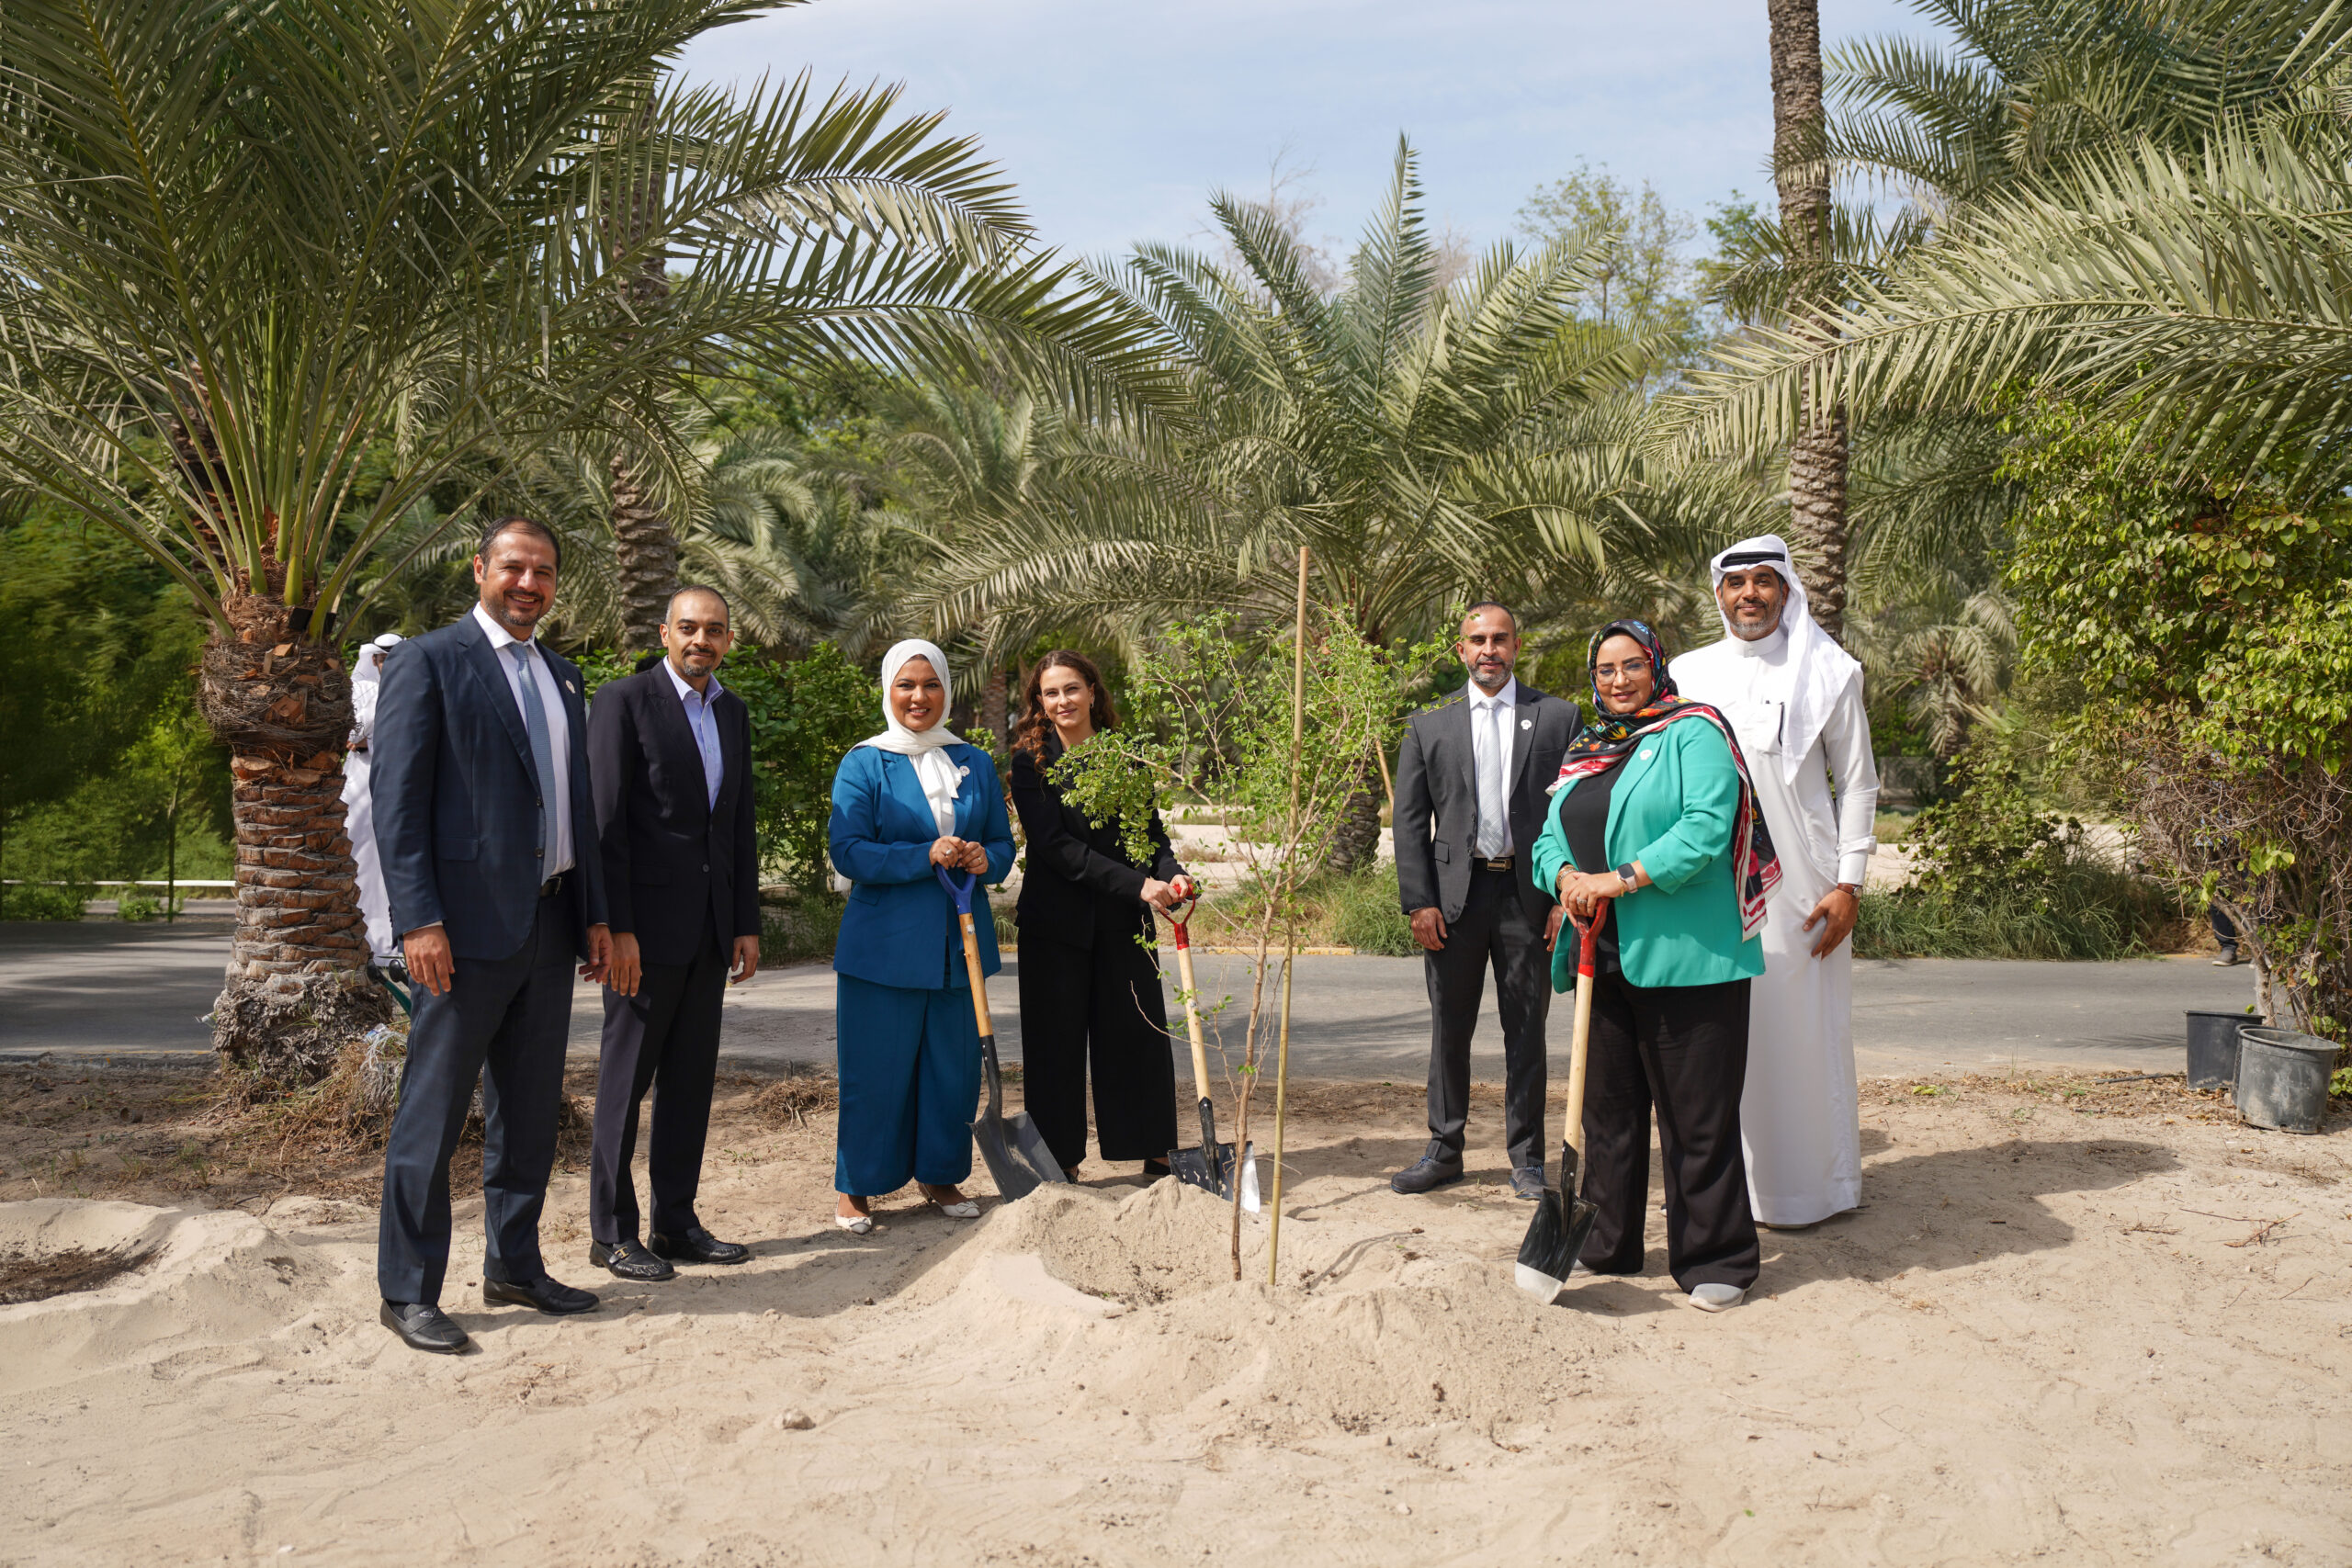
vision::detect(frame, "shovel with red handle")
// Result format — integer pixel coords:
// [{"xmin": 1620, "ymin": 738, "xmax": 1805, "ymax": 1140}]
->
[
  {"xmin": 1515, "ymin": 904, "xmax": 1605, "ymax": 1301},
  {"xmin": 1160, "ymin": 876, "xmax": 1260, "ymax": 1211}
]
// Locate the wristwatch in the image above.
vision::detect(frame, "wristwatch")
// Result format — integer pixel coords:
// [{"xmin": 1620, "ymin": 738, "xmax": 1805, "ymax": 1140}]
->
[{"xmin": 1615, "ymin": 862, "xmax": 1639, "ymax": 893}]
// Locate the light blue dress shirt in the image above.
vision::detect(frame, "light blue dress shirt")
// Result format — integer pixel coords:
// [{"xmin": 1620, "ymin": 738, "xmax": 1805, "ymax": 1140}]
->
[{"xmin": 662, "ymin": 659, "xmax": 725, "ymax": 810}]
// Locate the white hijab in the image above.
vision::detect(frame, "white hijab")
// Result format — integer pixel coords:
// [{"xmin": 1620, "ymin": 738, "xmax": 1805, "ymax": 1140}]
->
[
  {"xmin": 1706, "ymin": 534, "xmax": 1862, "ymax": 786},
  {"xmin": 855, "ymin": 638, "xmax": 967, "ymax": 836}
]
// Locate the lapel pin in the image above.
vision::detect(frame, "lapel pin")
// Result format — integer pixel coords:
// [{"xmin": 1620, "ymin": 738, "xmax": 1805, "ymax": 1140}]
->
[
  {"xmin": 564, "ymin": 679, "xmax": 576, "ymax": 693},
  {"xmin": 1521, "ymin": 718, "xmax": 1532, "ymax": 729}
]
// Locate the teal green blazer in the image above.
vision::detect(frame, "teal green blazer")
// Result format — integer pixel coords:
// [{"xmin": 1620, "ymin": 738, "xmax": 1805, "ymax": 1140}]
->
[{"xmin": 1528, "ymin": 716, "xmax": 1763, "ymax": 992}]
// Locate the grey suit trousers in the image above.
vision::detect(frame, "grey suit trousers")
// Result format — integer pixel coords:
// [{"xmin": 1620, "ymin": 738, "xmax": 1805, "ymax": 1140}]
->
[{"xmin": 1422, "ymin": 863, "xmax": 1552, "ymax": 1171}]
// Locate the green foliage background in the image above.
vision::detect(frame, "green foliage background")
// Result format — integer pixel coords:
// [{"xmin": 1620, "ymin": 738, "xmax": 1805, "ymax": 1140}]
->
[{"xmin": 1, "ymin": 505, "xmax": 232, "ymax": 914}]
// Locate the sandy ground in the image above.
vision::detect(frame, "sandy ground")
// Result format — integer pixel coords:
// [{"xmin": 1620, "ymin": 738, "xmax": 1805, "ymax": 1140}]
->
[{"xmin": 1, "ymin": 1066, "xmax": 2346, "ymax": 1567}]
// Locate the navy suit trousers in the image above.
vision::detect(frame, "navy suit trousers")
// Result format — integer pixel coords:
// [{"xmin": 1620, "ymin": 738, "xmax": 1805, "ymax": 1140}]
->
[{"xmin": 377, "ymin": 888, "xmax": 574, "ymax": 1304}]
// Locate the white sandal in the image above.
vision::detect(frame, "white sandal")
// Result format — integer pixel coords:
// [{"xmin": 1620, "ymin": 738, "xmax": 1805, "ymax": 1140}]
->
[
  {"xmin": 835, "ymin": 1206, "xmax": 874, "ymax": 1235},
  {"xmin": 933, "ymin": 1200, "xmax": 979, "ymax": 1220}
]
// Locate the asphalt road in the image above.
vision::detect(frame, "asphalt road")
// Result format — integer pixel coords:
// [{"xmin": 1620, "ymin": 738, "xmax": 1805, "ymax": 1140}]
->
[{"xmin": 1, "ymin": 916, "xmax": 2257, "ymax": 1080}]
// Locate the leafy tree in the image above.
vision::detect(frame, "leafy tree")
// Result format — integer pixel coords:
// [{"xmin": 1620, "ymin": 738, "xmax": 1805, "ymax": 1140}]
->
[
  {"xmin": 1515, "ymin": 164, "xmax": 1710, "ymax": 379},
  {"xmin": 0, "ymin": 506, "xmax": 223, "ymax": 912},
  {"xmin": 0, "ymin": 0, "xmax": 1159, "ymax": 1079},
  {"xmin": 1052, "ymin": 609, "xmax": 1427, "ymax": 1278},
  {"xmin": 2004, "ymin": 403, "xmax": 2352, "ymax": 1037}
]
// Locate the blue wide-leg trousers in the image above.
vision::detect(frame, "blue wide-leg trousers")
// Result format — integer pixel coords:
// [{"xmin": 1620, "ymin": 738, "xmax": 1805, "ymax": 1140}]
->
[{"xmin": 833, "ymin": 974, "xmax": 980, "ymax": 1196}]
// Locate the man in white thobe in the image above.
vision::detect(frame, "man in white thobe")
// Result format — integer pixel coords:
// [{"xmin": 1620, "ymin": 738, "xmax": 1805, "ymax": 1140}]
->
[
  {"xmin": 1670, "ymin": 536, "xmax": 1878, "ymax": 1227},
  {"xmin": 340, "ymin": 633, "xmax": 403, "ymax": 962}
]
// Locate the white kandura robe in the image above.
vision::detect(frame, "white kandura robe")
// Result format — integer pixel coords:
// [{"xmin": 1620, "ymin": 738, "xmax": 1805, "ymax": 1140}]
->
[
  {"xmin": 1670, "ymin": 625, "xmax": 1879, "ymax": 1225},
  {"xmin": 340, "ymin": 670, "xmax": 396, "ymax": 961}
]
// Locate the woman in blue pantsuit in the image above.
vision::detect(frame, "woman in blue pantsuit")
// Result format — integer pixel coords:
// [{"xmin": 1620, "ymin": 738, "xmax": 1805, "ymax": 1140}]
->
[{"xmin": 828, "ymin": 638, "xmax": 1016, "ymax": 1233}]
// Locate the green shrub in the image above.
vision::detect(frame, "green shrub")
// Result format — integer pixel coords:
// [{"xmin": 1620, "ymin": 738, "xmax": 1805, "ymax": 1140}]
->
[
  {"xmin": 1856, "ymin": 863, "xmax": 2179, "ymax": 961},
  {"xmin": 1330, "ymin": 865, "xmax": 1418, "ymax": 955},
  {"xmin": 1856, "ymin": 734, "xmax": 2184, "ymax": 960},
  {"xmin": 117, "ymin": 889, "xmax": 161, "ymax": 921},
  {"xmin": 761, "ymin": 896, "xmax": 844, "ymax": 965},
  {"xmin": 5, "ymin": 883, "xmax": 89, "ymax": 920}
]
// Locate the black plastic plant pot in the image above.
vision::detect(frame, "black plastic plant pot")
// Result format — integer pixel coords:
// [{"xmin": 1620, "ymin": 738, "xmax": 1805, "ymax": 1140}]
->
[
  {"xmin": 2233, "ymin": 1026, "xmax": 2337, "ymax": 1135},
  {"xmin": 2184, "ymin": 1010, "xmax": 2253, "ymax": 1090}
]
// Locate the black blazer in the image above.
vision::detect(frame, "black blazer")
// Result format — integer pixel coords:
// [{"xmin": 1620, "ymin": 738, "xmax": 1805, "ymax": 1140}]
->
[
  {"xmin": 586, "ymin": 664, "xmax": 760, "ymax": 967},
  {"xmin": 372, "ymin": 614, "xmax": 607, "ymax": 962},
  {"xmin": 1393, "ymin": 681, "xmax": 1580, "ymax": 924},
  {"xmin": 1009, "ymin": 734, "xmax": 1183, "ymax": 953}
]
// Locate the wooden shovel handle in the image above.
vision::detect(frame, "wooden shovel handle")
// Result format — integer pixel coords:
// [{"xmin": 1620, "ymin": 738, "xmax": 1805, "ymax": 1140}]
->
[{"xmin": 1170, "ymin": 917, "xmax": 1212, "ymax": 1091}]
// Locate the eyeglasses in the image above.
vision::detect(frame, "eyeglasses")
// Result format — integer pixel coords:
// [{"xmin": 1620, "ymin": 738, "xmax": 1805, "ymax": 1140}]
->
[{"xmin": 1593, "ymin": 657, "xmax": 1651, "ymax": 681}]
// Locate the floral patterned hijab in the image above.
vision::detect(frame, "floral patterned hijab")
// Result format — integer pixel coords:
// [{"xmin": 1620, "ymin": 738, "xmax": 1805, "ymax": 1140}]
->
[{"xmin": 1554, "ymin": 619, "xmax": 1781, "ymax": 939}]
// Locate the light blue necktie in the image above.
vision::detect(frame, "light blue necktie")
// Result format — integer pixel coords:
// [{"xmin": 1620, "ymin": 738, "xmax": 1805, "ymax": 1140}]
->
[{"xmin": 507, "ymin": 643, "xmax": 557, "ymax": 866}]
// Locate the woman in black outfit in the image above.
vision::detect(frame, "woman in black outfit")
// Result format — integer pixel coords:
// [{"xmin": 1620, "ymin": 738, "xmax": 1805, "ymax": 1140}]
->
[{"xmin": 1009, "ymin": 651, "xmax": 1187, "ymax": 1179}]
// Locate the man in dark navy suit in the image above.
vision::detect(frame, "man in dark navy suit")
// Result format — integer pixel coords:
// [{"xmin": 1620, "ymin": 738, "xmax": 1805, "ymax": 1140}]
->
[
  {"xmin": 370, "ymin": 515, "xmax": 612, "ymax": 1354},
  {"xmin": 583, "ymin": 585, "xmax": 761, "ymax": 1282}
]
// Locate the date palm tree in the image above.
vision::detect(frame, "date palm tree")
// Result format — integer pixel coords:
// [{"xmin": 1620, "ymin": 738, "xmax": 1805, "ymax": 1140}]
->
[
  {"xmin": 0, "ymin": 0, "xmax": 1159, "ymax": 1077},
  {"xmin": 915, "ymin": 141, "xmax": 1762, "ymax": 864}
]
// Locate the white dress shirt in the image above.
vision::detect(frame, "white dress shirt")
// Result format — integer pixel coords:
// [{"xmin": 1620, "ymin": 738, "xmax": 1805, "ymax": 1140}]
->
[
  {"xmin": 1467, "ymin": 677, "xmax": 1519, "ymax": 858},
  {"xmin": 470, "ymin": 603, "xmax": 574, "ymax": 876}
]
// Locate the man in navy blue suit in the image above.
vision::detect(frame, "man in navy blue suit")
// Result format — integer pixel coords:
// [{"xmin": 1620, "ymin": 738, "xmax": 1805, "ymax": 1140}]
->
[{"xmin": 370, "ymin": 515, "xmax": 613, "ymax": 1354}]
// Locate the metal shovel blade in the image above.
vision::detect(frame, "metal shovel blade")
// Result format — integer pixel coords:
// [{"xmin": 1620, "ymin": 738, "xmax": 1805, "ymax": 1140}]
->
[
  {"xmin": 1514, "ymin": 1143, "xmax": 1598, "ymax": 1303},
  {"xmin": 1166, "ymin": 1140, "xmax": 1263, "ymax": 1213},
  {"xmin": 972, "ymin": 1040, "xmax": 1067, "ymax": 1202}
]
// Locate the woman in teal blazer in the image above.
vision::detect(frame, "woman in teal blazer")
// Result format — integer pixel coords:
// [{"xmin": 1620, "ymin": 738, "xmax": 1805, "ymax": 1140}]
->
[
  {"xmin": 827, "ymin": 640, "xmax": 1016, "ymax": 1232},
  {"xmin": 1529, "ymin": 619, "xmax": 1780, "ymax": 1311}
]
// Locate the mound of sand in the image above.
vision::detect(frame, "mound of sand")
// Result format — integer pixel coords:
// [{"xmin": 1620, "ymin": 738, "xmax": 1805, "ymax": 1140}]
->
[{"xmin": 2, "ymin": 1077, "xmax": 2346, "ymax": 1565}]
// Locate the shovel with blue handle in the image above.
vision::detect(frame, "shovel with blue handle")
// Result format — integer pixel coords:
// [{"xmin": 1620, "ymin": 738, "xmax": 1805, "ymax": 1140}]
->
[{"xmin": 938, "ymin": 864, "xmax": 1068, "ymax": 1201}]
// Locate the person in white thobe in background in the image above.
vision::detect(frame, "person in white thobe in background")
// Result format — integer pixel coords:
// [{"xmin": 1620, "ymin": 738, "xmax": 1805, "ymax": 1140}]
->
[
  {"xmin": 1669, "ymin": 536, "xmax": 1878, "ymax": 1228},
  {"xmin": 341, "ymin": 633, "xmax": 403, "ymax": 962}
]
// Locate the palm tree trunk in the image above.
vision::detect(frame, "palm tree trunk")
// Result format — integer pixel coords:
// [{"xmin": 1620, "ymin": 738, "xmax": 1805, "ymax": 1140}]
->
[
  {"xmin": 200, "ymin": 592, "xmax": 390, "ymax": 1083},
  {"xmin": 1769, "ymin": 0, "xmax": 1850, "ymax": 640},
  {"xmin": 611, "ymin": 453, "xmax": 678, "ymax": 656},
  {"xmin": 608, "ymin": 152, "xmax": 681, "ymax": 658},
  {"xmin": 1326, "ymin": 757, "xmax": 1385, "ymax": 874}
]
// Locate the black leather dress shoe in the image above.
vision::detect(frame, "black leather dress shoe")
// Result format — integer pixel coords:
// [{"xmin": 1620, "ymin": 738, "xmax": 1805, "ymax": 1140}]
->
[
  {"xmin": 381, "ymin": 1300, "xmax": 470, "ymax": 1354},
  {"xmin": 1389, "ymin": 1148, "xmax": 1465, "ymax": 1195},
  {"xmin": 590, "ymin": 1239, "xmax": 675, "ymax": 1281},
  {"xmin": 482, "ymin": 1275, "xmax": 600, "ymax": 1314},
  {"xmin": 1510, "ymin": 1166, "xmax": 1547, "ymax": 1201},
  {"xmin": 650, "ymin": 1226, "xmax": 750, "ymax": 1266}
]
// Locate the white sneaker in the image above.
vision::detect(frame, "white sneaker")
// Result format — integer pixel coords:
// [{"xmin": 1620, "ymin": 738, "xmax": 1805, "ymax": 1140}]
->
[{"xmin": 1689, "ymin": 1283, "xmax": 1745, "ymax": 1312}]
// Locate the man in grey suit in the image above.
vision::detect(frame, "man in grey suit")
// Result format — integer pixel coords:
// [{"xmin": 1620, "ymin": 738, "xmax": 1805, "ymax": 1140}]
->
[
  {"xmin": 1390, "ymin": 603, "xmax": 1578, "ymax": 1198},
  {"xmin": 371, "ymin": 515, "xmax": 612, "ymax": 1353}
]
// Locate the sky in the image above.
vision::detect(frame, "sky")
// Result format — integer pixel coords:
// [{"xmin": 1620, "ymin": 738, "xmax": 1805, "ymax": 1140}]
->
[{"xmin": 675, "ymin": 0, "xmax": 1949, "ymax": 264}]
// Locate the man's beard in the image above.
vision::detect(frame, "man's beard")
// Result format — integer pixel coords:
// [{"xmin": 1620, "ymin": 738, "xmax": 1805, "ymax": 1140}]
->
[{"xmin": 1725, "ymin": 604, "xmax": 1781, "ymax": 641}]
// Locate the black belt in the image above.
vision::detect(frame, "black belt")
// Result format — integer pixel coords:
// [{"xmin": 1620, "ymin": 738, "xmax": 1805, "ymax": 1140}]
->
[
  {"xmin": 1476, "ymin": 854, "xmax": 1514, "ymax": 872},
  {"xmin": 538, "ymin": 871, "xmax": 566, "ymax": 898}
]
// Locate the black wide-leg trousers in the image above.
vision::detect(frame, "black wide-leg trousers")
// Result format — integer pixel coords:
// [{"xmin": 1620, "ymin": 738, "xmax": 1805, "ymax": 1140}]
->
[
  {"xmin": 1017, "ymin": 922, "xmax": 1178, "ymax": 1171},
  {"xmin": 378, "ymin": 889, "xmax": 574, "ymax": 1305},
  {"xmin": 1422, "ymin": 863, "xmax": 1552, "ymax": 1172},
  {"xmin": 1577, "ymin": 970, "xmax": 1759, "ymax": 1292},
  {"xmin": 590, "ymin": 914, "xmax": 727, "ymax": 1245}
]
